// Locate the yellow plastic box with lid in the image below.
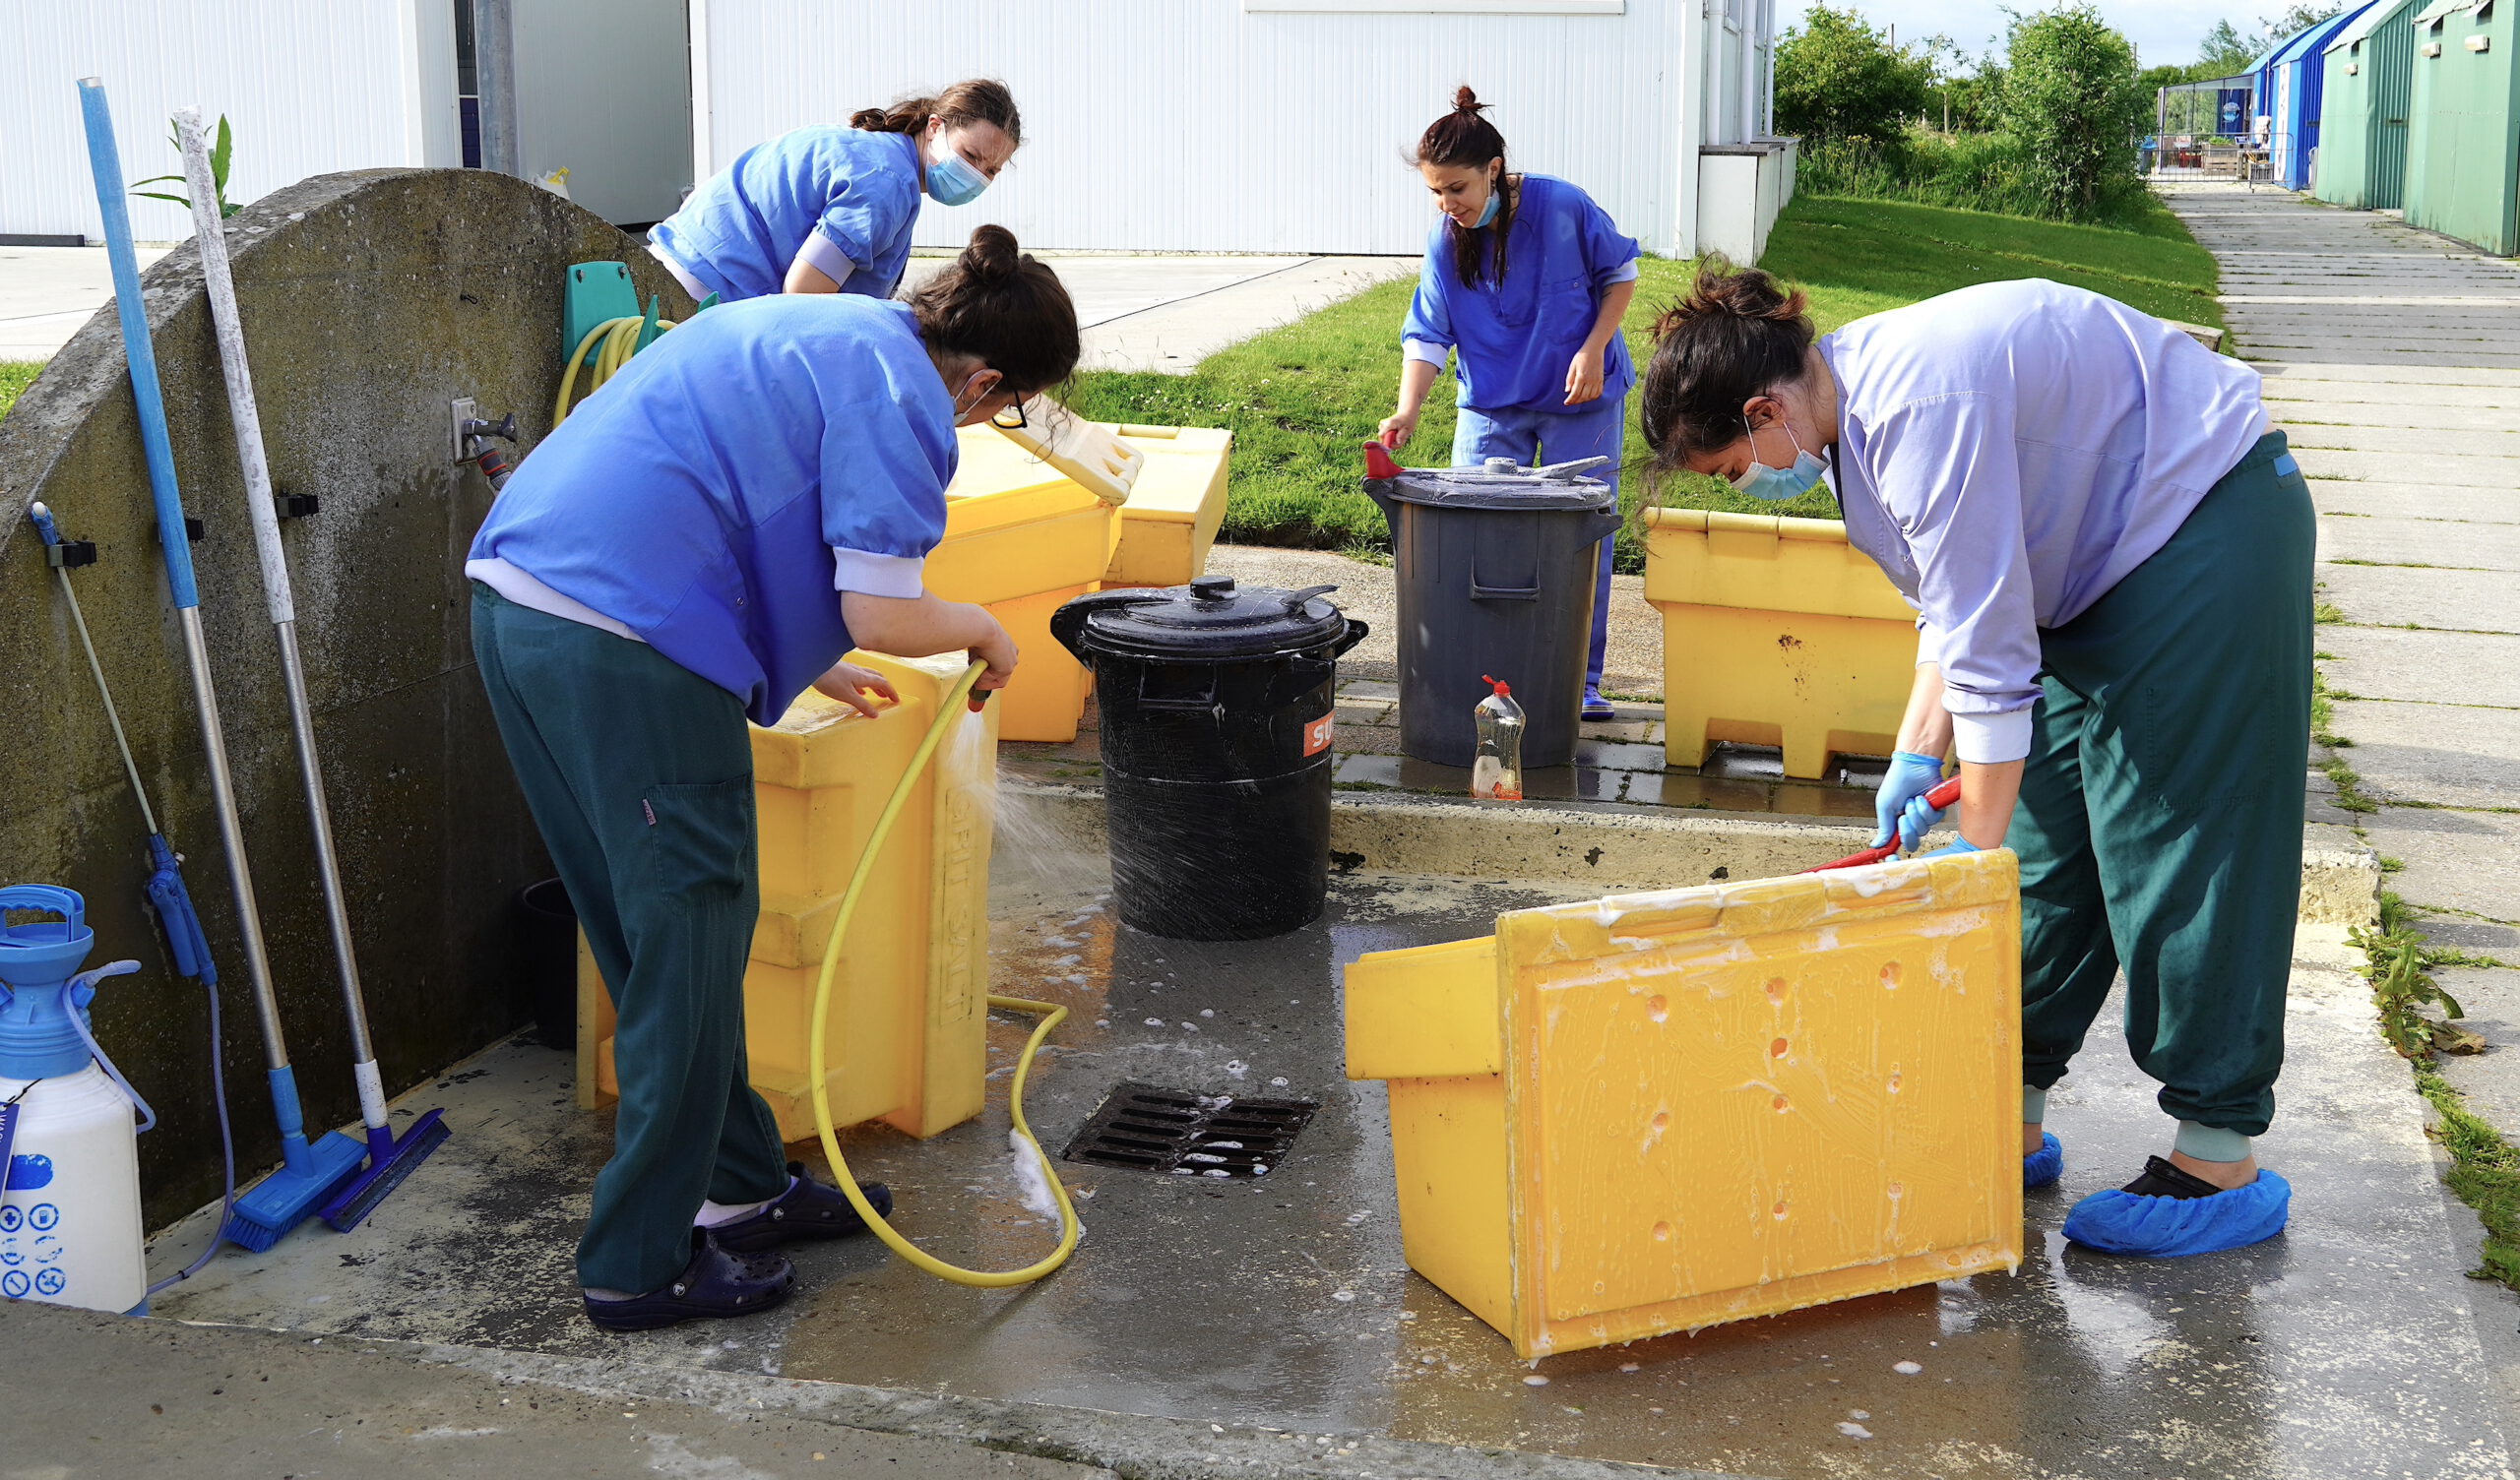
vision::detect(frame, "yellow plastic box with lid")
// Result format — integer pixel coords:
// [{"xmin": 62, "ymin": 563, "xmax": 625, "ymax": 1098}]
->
[
  {"xmin": 1346, "ymin": 850, "xmax": 2023, "ymax": 1358},
  {"xmin": 1642, "ymin": 506, "xmax": 1919, "ymax": 780},
  {"xmin": 578, "ymin": 650, "xmax": 999, "ymax": 1143},
  {"xmin": 1099, "ymin": 424, "xmax": 1233, "ymax": 589},
  {"xmin": 929, "ymin": 426, "xmax": 1122, "ymax": 744}
]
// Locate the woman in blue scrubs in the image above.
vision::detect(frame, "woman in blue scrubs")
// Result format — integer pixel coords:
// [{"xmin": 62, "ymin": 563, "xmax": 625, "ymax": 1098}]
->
[
  {"xmin": 468, "ymin": 226, "xmax": 1078, "ymax": 1330},
  {"xmin": 1639, "ymin": 264, "xmax": 2309, "ymax": 1261},
  {"xmin": 1377, "ymin": 87, "xmax": 1642, "ymax": 720},
  {"xmin": 649, "ymin": 79, "xmax": 1020, "ymax": 303}
]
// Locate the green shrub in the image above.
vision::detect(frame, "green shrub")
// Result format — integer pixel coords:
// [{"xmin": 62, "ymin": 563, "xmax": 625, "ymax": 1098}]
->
[
  {"xmin": 2000, "ymin": 6, "xmax": 2149, "ymax": 218},
  {"xmin": 1796, "ymin": 129, "xmax": 2157, "ymax": 228},
  {"xmin": 1776, "ymin": 4, "xmax": 1937, "ymax": 145}
]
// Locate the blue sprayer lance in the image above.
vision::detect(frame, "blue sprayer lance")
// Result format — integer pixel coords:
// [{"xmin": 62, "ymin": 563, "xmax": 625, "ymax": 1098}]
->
[
  {"xmin": 173, "ymin": 108, "xmax": 448, "ymax": 1232},
  {"xmin": 78, "ymin": 77, "xmax": 365, "ymax": 1249}
]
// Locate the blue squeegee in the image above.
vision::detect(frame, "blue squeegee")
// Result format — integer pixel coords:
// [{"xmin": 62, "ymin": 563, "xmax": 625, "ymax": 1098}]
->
[{"xmin": 80, "ymin": 78, "xmax": 365, "ymax": 1250}]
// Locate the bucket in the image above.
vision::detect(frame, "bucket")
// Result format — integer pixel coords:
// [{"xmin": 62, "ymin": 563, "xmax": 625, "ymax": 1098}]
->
[
  {"xmin": 1054, "ymin": 578, "xmax": 1366, "ymax": 940},
  {"xmin": 1362, "ymin": 449, "xmax": 1620, "ymax": 770}
]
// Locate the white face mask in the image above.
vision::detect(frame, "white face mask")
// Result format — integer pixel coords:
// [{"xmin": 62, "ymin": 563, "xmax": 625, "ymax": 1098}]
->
[{"xmin": 951, "ymin": 368, "xmax": 1003, "ymax": 426}]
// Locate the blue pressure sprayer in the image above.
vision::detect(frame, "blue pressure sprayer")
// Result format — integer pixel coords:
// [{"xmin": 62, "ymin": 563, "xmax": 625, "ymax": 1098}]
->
[{"xmin": 0, "ymin": 886, "xmax": 153, "ymax": 1314}]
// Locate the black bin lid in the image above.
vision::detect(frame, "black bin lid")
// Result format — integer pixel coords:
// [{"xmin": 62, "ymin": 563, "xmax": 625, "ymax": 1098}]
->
[
  {"xmin": 1375, "ymin": 454, "xmax": 1615, "ymax": 512},
  {"xmin": 1068, "ymin": 578, "xmax": 1349, "ymax": 661}
]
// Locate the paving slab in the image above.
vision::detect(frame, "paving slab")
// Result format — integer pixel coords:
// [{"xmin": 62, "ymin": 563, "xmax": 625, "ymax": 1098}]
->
[
  {"xmin": 2428, "ymin": 967, "xmax": 2520, "ymax": 1132},
  {"xmin": 2313, "ymin": 482, "xmax": 2519, "ymax": 524},
  {"xmin": 2280, "ymin": 425, "xmax": 2520, "ymax": 458},
  {"xmin": 136, "ymin": 861, "xmax": 2520, "ymax": 1479},
  {"xmin": 2328, "ymin": 699, "xmax": 2520, "ymax": 809},
  {"xmin": 0, "ymin": 1301, "xmax": 1115, "ymax": 1480},
  {"xmin": 2319, "ymin": 565, "xmax": 2520, "ymax": 632},
  {"xmin": 2320, "ymin": 626, "xmax": 2520, "ymax": 709},
  {"xmin": 2362, "ymin": 806, "xmax": 2520, "ymax": 923},
  {"xmin": 2322, "ymin": 515, "xmax": 2520, "ymax": 571},
  {"xmin": 2275, "ymin": 401, "xmax": 2520, "ymax": 430},
  {"xmin": 2291, "ymin": 447, "xmax": 2520, "ymax": 486},
  {"xmin": 0, "ymin": 243, "xmax": 169, "ymax": 360}
]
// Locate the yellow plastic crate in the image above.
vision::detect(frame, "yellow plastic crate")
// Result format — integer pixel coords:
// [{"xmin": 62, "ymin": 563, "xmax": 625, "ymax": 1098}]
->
[
  {"xmin": 579, "ymin": 651, "xmax": 998, "ymax": 1142},
  {"xmin": 1642, "ymin": 507, "xmax": 1919, "ymax": 779},
  {"xmin": 1347, "ymin": 850, "xmax": 2023, "ymax": 1358},
  {"xmin": 1102, "ymin": 425, "xmax": 1231, "ymax": 588}
]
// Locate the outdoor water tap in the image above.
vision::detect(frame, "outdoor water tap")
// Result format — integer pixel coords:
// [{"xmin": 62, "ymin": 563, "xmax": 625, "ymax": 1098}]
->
[{"xmin": 458, "ymin": 410, "xmax": 518, "ymax": 462}]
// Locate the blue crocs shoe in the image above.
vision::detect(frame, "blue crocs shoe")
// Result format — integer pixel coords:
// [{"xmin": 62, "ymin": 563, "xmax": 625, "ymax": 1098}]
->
[
  {"xmin": 2061, "ymin": 1156, "xmax": 2291, "ymax": 1258},
  {"xmin": 1582, "ymin": 687, "xmax": 1616, "ymax": 721},
  {"xmin": 709, "ymin": 1161, "xmax": 894, "ymax": 1255},
  {"xmin": 2024, "ymin": 1132, "xmax": 2063, "ymax": 1190},
  {"xmin": 583, "ymin": 1229, "xmax": 793, "ymax": 1332}
]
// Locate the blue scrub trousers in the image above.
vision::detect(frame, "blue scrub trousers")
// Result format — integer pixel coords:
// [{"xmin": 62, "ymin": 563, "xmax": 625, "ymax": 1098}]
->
[{"xmin": 1451, "ymin": 396, "xmax": 1626, "ymax": 691}]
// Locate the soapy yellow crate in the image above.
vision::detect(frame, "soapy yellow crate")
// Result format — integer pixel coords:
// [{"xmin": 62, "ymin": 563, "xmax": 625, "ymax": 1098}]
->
[{"xmin": 1347, "ymin": 849, "xmax": 2023, "ymax": 1357}]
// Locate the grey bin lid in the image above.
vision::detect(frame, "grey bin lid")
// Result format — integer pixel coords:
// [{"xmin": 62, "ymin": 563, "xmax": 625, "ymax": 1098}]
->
[
  {"xmin": 1373, "ymin": 454, "xmax": 1616, "ymax": 512},
  {"xmin": 1065, "ymin": 577, "xmax": 1351, "ymax": 662}
]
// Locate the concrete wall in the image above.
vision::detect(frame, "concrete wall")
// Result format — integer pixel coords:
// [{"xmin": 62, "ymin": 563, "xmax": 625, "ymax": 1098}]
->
[{"xmin": 0, "ymin": 167, "xmax": 694, "ymax": 1228}]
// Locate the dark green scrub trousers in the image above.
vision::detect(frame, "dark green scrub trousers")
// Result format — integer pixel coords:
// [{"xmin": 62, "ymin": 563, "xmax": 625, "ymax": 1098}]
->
[
  {"xmin": 2010, "ymin": 431, "xmax": 2313, "ymax": 1138},
  {"xmin": 472, "ymin": 585, "xmax": 790, "ymax": 1294}
]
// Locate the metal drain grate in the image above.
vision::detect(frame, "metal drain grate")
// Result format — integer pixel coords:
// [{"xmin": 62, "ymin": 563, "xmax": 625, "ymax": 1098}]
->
[{"xmin": 1062, "ymin": 1081, "xmax": 1318, "ymax": 1179}]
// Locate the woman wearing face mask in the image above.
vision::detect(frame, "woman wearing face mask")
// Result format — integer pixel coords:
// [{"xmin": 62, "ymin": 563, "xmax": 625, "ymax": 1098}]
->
[
  {"xmin": 466, "ymin": 225, "xmax": 1076, "ymax": 1331},
  {"xmin": 1377, "ymin": 87, "xmax": 1642, "ymax": 721},
  {"xmin": 1639, "ymin": 264, "xmax": 2311, "ymax": 1261},
  {"xmin": 648, "ymin": 80, "xmax": 1019, "ymax": 303}
]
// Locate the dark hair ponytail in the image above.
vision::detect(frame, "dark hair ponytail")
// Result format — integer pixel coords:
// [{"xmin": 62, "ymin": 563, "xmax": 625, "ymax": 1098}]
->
[
  {"xmin": 1639, "ymin": 260, "xmax": 1816, "ymax": 467},
  {"xmin": 910, "ymin": 225, "xmax": 1078, "ymax": 397},
  {"xmin": 850, "ymin": 79, "xmax": 1023, "ymax": 147},
  {"xmin": 1417, "ymin": 87, "xmax": 1514, "ymax": 287}
]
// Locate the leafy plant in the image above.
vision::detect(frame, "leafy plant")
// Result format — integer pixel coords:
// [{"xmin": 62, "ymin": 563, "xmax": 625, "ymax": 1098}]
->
[
  {"xmin": 130, "ymin": 114, "xmax": 239, "ymax": 219},
  {"xmin": 2353, "ymin": 914, "xmax": 2468, "ymax": 1060},
  {"xmin": 2000, "ymin": 6, "xmax": 2149, "ymax": 218},
  {"xmin": 1776, "ymin": 5, "xmax": 1940, "ymax": 145}
]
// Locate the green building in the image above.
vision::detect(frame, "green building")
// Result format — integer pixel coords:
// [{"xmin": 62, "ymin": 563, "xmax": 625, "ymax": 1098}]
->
[
  {"xmin": 2318, "ymin": 0, "xmax": 2425, "ymax": 209},
  {"xmin": 2405, "ymin": 0, "xmax": 2520, "ymax": 253}
]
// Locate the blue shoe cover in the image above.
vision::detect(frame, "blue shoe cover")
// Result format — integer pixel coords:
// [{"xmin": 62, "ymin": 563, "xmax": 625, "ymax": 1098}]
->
[
  {"xmin": 2061, "ymin": 1169, "xmax": 2292, "ymax": 1257},
  {"xmin": 2024, "ymin": 1132, "xmax": 2063, "ymax": 1190}
]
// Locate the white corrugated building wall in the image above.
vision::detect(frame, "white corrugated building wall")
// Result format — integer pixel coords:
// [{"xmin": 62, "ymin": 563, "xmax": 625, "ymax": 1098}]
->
[{"xmin": 692, "ymin": 0, "xmax": 1786, "ymax": 259}]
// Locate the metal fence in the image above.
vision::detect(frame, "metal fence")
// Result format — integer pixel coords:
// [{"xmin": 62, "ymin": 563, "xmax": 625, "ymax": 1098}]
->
[{"xmin": 2145, "ymin": 75, "xmax": 2276, "ymax": 181}]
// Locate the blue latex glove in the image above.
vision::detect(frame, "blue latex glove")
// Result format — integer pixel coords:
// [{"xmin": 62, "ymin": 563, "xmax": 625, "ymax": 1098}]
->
[
  {"xmin": 1919, "ymin": 836, "xmax": 1980, "ymax": 859},
  {"xmin": 1872, "ymin": 751, "xmax": 1948, "ymax": 850}
]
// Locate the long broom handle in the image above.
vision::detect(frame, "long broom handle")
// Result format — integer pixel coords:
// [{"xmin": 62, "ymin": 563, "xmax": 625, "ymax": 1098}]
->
[
  {"xmin": 78, "ymin": 78, "xmax": 291, "ymax": 1075},
  {"xmin": 174, "ymin": 112, "xmax": 385, "ymax": 1122}
]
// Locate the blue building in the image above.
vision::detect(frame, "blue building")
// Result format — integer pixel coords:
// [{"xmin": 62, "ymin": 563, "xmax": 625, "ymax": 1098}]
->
[{"xmin": 2258, "ymin": 3, "xmax": 2378, "ymax": 188}]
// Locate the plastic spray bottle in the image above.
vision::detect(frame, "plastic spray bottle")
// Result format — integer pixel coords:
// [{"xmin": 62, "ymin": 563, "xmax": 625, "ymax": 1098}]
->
[{"xmin": 1472, "ymin": 675, "xmax": 1525, "ymax": 802}]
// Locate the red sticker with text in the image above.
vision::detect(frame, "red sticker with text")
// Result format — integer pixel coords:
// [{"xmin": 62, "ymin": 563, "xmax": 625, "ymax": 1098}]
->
[{"xmin": 1303, "ymin": 713, "xmax": 1335, "ymax": 757}]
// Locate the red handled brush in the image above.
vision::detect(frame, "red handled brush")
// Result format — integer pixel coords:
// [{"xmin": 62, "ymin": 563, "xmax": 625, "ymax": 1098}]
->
[{"xmin": 1807, "ymin": 775, "xmax": 1964, "ymax": 872}]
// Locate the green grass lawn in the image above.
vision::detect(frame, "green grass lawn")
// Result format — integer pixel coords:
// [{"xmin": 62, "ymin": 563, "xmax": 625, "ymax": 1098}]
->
[
  {"xmin": 1064, "ymin": 190, "xmax": 2224, "ymax": 573},
  {"xmin": 0, "ymin": 362, "xmax": 42, "ymax": 421}
]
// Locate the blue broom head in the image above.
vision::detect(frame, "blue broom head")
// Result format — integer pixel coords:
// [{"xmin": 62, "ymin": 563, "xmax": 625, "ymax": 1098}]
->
[
  {"xmin": 221, "ymin": 1130, "xmax": 367, "ymax": 1253},
  {"xmin": 320, "ymin": 1110, "xmax": 451, "ymax": 1233}
]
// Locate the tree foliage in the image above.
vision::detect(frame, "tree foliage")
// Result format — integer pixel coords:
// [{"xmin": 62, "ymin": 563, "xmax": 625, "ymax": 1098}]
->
[
  {"xmin": 2000, "ymin": 5, "xmax": 2148, "ymax": 216},
  {"xmin": 1775, "ymin": 5, "xmax": 1938, "ymax": 144}
]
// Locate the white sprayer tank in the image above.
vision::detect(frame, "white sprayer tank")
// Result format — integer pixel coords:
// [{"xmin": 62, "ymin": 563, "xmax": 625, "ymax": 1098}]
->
[
  {"xmin": 1, "ymin": 1062, "xmax": 146, "ymax": 1313},
  {"xmin": 1, "ymin": 884, "xmax": 150, "ymax": 1315}
]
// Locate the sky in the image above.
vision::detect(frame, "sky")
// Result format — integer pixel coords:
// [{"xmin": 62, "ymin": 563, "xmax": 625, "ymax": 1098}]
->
[{"xmin": 1786, "ymin": 0, "xmax": 2262, "ymax": 69}]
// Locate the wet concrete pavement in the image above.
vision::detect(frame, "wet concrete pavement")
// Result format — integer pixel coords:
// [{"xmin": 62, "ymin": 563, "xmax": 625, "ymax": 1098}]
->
[{"xmin": 144, "ymin": 859, "xmax": 2520, "ymax": 1479}]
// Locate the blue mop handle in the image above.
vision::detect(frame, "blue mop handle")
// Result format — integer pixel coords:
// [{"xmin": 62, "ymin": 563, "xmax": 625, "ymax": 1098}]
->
[
  {"xmin": 77, "ymin": 78, "xmax": 199, "ymax": 611},
  {"xmin": 265, "ymin": 1065, "xmax": 320, "ymax": 1178}
]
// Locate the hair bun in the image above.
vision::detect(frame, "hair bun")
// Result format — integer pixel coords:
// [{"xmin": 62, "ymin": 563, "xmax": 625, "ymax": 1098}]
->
[
  {"xmin": 1653, "ymin": 259, "xmax": 1808, "ymax": 341},
  {"xmin": 960, "ymin": 224, "xmax": 1022, "ymax": 283},
  {"xmin": 1452, "ymin": 85, "xmax": 1486, "ymax": 115},
  {"xmin": 848, "ymin": 106, "xmax": 891, "ymax": 131}
]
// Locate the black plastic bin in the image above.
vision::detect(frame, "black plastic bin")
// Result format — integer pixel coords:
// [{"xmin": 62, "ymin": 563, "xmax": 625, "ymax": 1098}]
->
[
  {"xmin": 1363, "ymin": 446, "xmax": 1621, "ymax": 770},
  {"xmin": 515, "ymin": 878, "xmax": 578, "ymax": 1049},
  {"xmin": 1053, "ymin": 578, "xmax": 1366, "ymax": 941}
]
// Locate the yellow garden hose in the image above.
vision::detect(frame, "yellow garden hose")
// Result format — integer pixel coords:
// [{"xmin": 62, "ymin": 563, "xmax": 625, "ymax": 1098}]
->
[
  {"xmin": 805, "ymin": 659, "xmax": 1083, "ymax": 1286},
  {"xmin": 554, "ymin": 315, "xmax": 675, "ymax": 425}
]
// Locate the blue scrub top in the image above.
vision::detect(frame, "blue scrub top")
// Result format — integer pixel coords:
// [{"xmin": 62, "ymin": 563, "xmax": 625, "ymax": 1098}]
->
[
  {"xmin": 1401, "ymin": 175, "xmax": 1640, "ymax": 416},
  {"xmin": 469, "ymin": 295, "xmax": 956, "ymax": 725},
  {"xmin": 651, "ymin": 126, "xmax": 922, "ymax": 302}
]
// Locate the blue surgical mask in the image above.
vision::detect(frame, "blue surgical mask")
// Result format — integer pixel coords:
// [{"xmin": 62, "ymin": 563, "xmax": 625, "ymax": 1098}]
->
[
  {"xmin": 1732, "ymin": 417, "xmax": 1828, "ymax": 502},
  {"xmin": 927, "ymin": 150, "xmax": 988, "ymax": 207},
  {"xmin": 1473, "ymin": 184, "xmax": 1502, "ymax": 228}
]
